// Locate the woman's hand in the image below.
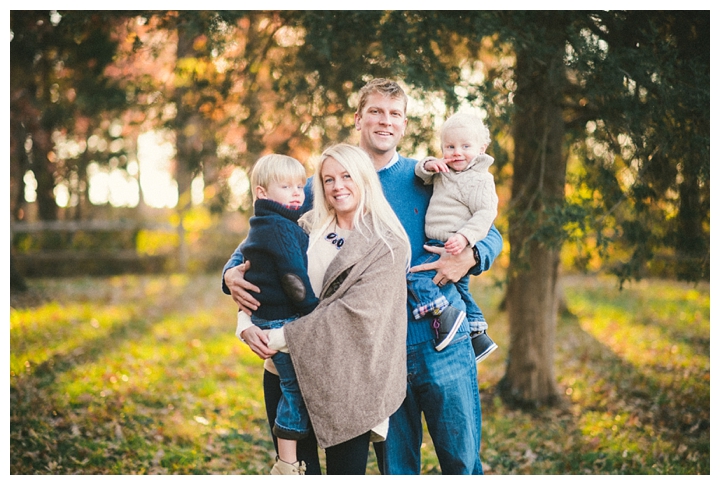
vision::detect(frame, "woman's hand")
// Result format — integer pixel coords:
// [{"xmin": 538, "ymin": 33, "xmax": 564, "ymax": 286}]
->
[
  {"xmin": 409, "ymin": 244, "xmax": 475, "ymax": 286},
  {"xmin": 240, "ymin": 325, "xmax": 277, "ymax": 359},
  {"xmin": 224, "ymin": 261, "xmax": 261, "ymax": 314}
]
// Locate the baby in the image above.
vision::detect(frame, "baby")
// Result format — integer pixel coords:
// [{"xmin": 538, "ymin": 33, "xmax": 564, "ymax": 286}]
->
[{"xmin": 407, "ymin": 112, "xmax": 499, "ymax": 362}]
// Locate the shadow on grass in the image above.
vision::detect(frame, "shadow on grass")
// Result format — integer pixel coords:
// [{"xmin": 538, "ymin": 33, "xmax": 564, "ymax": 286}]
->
[
  {"xmin": 10, "ymin": 275, "xmax": 261, "ymax": 474},
  {"xmin": 19, "ymin": 316, "xmax": 154, "ymax": 390},
  {"xmin": 479, "ymin": 303, "xmax": 709, "ymax": 474}
]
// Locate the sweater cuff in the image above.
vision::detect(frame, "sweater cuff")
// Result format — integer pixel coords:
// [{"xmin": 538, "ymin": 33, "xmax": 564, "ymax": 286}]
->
[
  {"xmin": 235, "ymin": 311, "xmax": 254, "ymax": 341},
  {"xmin": 469, "ymin": 241, "xmax": 492, "ymax": 276},
  {"xmin": 418, "ymin": 157, "xmax": 435, "ymax": 174},
  {"xmin": 267, "ymin": 328, "xmax": 289, "ymax": 353}
]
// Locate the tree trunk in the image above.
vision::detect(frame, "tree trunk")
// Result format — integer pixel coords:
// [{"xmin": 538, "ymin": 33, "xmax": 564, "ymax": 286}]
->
[
  {"xmin": 676, "ymin": 168, "xmax": 708, "ymax": 280},
  {"xmin": 172, "ymin": 23, "xmax": 202, "ymax": 272},
  {"xmin": 10, "ymin": 117, "xmax": 29, "ymax": 221},
  {"xmin": 31, "ymin": 128, "xmax": 58, "ymax": 221},
  {"xmin": 501, "ymin": 36, "xmax": 567, "ymax": 407}
]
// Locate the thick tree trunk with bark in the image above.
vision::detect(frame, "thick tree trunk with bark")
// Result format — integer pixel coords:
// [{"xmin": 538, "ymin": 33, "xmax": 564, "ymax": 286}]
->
[
  {"xmin": 501, "ymin": 37, "xmax": 567, "ymax": 406},
  {"xmin": 677, "ymin": 169, "xmax": 708, "ymax": 280}
]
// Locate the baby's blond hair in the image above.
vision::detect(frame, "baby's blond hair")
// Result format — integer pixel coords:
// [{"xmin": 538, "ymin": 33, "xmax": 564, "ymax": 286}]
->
[{"xmin": 440, "ymin": 112, "xmax": 491, "ymax": 147}]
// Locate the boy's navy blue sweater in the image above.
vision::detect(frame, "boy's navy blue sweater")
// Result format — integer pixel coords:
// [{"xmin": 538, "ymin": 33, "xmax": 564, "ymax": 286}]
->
[{"xmin": 241, "ymin": 198, "xmax": 318, "ymax": 321}]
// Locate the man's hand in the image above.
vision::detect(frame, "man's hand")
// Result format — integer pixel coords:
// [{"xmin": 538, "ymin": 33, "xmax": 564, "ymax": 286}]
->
[
  {"xmin": 409, "ymin": 244, "xmax": 475, "ymax": 286},
  {"xmin": 240, "ymin": 325, "xmax": 276, "ymax": 359},
  {"xmin": 224, "ymin": 261, "xmax": 261, "ymax": 314}
]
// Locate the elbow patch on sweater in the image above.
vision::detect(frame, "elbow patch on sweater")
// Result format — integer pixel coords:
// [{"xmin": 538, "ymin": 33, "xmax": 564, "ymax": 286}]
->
[{"xmin": 281, "ymin": 273, "xmax": 307, "ymax": 302}]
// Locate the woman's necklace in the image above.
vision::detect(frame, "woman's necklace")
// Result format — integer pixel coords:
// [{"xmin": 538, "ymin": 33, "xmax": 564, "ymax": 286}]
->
[{"xmin": 325, "ymin": 220, "xmax": 345, "ymax": 250}]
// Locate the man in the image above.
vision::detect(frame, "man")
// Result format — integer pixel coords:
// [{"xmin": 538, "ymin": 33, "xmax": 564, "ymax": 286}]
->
[{"xmin": 223, "ymin": 78, "xmax": 502, "ymax": 474}]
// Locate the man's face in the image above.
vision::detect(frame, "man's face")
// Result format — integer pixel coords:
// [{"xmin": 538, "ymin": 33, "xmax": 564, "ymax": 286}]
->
[{"xmin": 354, "ymin": 93, "xmax": 407, "ymax": 160}]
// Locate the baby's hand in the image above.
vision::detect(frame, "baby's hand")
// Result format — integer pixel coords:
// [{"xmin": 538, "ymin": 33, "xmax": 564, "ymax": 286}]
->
[
  {"xmin": 422, "ymin": 157, "xmax": 449, "ymax": 173},
  {"xmin": 444, "ymin": 234, "xmax": 469, "ymax": 255}
]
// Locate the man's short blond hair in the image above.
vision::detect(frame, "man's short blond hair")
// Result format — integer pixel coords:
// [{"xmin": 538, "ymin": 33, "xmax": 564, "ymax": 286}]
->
[
  {"xmin": 249, "ymin": 154, "xmax": 306, "ymax": 201},
  {"xmin": 356, "ymin": 78, "xmax": 408, "ymax": 116}
]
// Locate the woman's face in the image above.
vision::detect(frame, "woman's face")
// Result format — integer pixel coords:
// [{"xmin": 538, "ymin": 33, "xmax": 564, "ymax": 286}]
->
[{"xmin": 321, "ymin": 156, "xmax": 360, "ymax": 224}]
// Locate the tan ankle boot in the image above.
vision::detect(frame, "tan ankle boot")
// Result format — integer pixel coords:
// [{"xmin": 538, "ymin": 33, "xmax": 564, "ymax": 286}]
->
[{"xmin": 270, "ymin": 457, "xmax": 306, "ymax": 475}]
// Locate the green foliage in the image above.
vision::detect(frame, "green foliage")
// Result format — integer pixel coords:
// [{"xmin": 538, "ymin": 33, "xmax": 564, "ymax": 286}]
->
[
  {"xmin": 10, "ymin": 11, "xmax": 131, "ymax": 220},
  {"xmin": 563, "ymin": 12, "xmax": 710, "ymax": 283},
  {"xmin": 285, "ymin": 10, "xmax": 709, "ymax": 285},
  {"xmin": 11, "ymin": 11, "xmax": 708, "ymax": 285},
  {"xmin": 10, "ymin": 274, "xmax": 709, "ymax": 474},
  {"xmin": 391, "ymin": 11, "xmax": 710, "ymax": 285},
  {"xmin": 13, "ymin": 229, "xmax": 138, "ymax": 254}
]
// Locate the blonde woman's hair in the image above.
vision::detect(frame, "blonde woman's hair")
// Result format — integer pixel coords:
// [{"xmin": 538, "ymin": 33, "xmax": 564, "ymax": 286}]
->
[
  {"xmin": 249, "ymin": 154, "xmax": 307, "ymax": 201},
  {"xmin": 310, "ymin": 144, "xmax": 411, "ymax": 268}
]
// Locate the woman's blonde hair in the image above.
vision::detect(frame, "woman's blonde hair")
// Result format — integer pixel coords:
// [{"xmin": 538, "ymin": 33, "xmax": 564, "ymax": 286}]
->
[
  {"xmin": 249, "ymin": 154, "xmax": 306, "ymax": 201},
  {"xmin": 310, "ymin": 144, "xmax": 411, "ymax": 267}
]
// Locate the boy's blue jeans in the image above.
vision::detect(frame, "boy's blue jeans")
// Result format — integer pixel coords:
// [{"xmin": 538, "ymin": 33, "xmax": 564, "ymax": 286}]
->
[
  {"xmin": 406, "ymin": 240, "xmax": 488, "ymax": 333},
  {"xmin": 251, "ymin": 315, "xmax": 310, "ymax": 440}
]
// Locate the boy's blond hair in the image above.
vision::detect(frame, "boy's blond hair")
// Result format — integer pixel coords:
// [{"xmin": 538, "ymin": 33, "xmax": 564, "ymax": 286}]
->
[
  {"xmin": 440, "ymin": 112, "xmax": 491, "ymax": 147},
  {"xmin": 249, "ymin": 154, "xmax": 307, "ymax": 202}
]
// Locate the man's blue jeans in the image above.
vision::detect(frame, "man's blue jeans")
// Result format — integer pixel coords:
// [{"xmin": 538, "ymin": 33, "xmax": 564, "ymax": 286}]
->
[
  {"xmin": 251, "ymin": 315, "xmax": 309, "ymax": 439},
  {"xmin": 384, "ymin": 332, "xmax": 484, "ymax": 474}
]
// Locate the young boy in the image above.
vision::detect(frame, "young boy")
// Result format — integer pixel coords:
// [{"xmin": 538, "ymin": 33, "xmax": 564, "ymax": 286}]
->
[
  {"xmin": 239, "ymin": 154, "xmax": 318, "ymax": 475},
  {"xmin": 407, "ymin": 112, "xmax": 499, "ymax": 362}
]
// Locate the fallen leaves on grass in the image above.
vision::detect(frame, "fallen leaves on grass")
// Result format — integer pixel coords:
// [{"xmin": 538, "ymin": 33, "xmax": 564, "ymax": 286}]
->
[{"xmin": 10, "ymin": 274, "xmax": 710, "ymax": 474}]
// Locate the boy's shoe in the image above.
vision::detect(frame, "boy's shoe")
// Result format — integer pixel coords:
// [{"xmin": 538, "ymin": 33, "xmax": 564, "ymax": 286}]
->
[
  {"xmin": 433, "ymin": 306, "xmax": 466, "ymax": 351},
  {"xmin": 471, "ymin": 331, "xmax": 498, "ymax": 363},
  {"xmin": 270, "ymin": 457, "xmax": 306, "ymax": 475}
]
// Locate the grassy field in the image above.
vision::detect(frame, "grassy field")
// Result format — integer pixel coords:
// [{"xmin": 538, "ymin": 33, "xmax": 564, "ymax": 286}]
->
[{"xmin": 9, "ymin": 273, "xmax": 710, "ymax": 474}]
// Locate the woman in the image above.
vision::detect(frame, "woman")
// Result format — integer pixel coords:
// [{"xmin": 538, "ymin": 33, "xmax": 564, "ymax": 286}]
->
[{"xmin": 237, "ymin": 144, "xmax": 411, "ymax": 474}]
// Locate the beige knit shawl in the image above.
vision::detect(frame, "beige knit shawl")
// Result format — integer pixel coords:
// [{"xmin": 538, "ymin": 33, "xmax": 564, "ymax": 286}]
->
[{"xmin": 283, "ymin": 217, "xmax": 408, "ymax": 449}]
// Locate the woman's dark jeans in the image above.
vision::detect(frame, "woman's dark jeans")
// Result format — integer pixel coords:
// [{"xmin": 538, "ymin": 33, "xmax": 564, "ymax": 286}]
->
[{"xmin": 263, "ymin": 370, "xmax": 383, "ymax": 474}]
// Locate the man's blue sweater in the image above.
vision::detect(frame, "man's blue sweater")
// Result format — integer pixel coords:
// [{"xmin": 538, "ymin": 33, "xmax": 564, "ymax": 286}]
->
[{"xmin": 241, "ymin": 198, "xmax": 318, "ymax": 321}]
